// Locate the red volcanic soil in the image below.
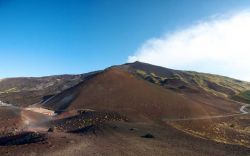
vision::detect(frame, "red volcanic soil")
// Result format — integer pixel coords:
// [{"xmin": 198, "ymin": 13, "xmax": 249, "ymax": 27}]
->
[
  {"xmin": 43, "ymin": 68, "xmax": 241, "ymax": 121},
  {"xmin": 0, "ymin": 107, "xmax": 22, "ymax": 134}
]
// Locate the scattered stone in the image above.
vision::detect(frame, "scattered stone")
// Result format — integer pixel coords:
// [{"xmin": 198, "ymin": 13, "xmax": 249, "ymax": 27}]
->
[
  {"xmin": 29, "ymin": 152, "xmax": 37, "ymax": 156},
  {"xmin": 0, "ymin": 132, "xmax": 47, "ymax": 146},
  {"xmin": 229, "ymin": 124, "xmax": 235, "ymax": 128},
  {"xmin": 49, "ymin": 145, "xmax": 55, "ymax": 148},
  {"xmin": 48, "ymin": 127, "xmax": 55, "ymax": 132},
  {"xmin": 141, "ymin": 133, "xmax": 154, "ymax": 138},
  {"xmin": 130, "ymin": 128, "xmax": 137, "ymax": 131},
  {"xmin": 67, "ymin": 140, "xmax": 75, "ymax": 144}
]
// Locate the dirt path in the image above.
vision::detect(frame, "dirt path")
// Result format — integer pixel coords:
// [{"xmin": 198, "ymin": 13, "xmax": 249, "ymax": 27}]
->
[
  {"xmin": 240, "ymin": 104, "xmax": 250, "ymax": 114},
  {"xmin": 24, "ymin": 107, "xmax": 55, "ymax": 116},
  {"xmin": 163, "ymin": 104, "xmax": 249, "ymax": 121}
]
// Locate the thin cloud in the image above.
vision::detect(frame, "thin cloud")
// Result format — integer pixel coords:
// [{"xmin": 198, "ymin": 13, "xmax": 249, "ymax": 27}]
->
[{"xmin": 128, "ymin": 11, "xmax": 250, "ymax": 81}]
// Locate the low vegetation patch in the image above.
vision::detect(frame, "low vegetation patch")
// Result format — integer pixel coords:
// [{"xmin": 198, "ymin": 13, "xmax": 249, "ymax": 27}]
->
[{"xmin": 232, "ymin": 90, "xmax": 250, "ymax": 104}]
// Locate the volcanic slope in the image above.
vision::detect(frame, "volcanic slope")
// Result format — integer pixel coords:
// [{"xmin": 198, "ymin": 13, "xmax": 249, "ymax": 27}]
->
[{"xmin": 43, "ymin": 67, "xmax": 242, "ymax": 120}]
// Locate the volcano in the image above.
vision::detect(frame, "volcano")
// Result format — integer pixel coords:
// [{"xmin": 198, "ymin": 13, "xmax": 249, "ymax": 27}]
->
[
  {"xmin": 0, "ymin": 62, "xmax": 249, "ymax": 156},
  {"xmin": 43, "ymin": 66, "xmax": 242, "ymax": 120}
]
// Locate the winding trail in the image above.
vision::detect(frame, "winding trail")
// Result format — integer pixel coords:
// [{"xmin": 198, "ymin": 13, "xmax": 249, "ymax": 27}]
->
[
  {"xmin": 240, "ymin": 104, "xmax": 249, "ymax": 114},
  {"xmin": 163, "ymin": 104, "xmax": 250, "ymax": 121}
]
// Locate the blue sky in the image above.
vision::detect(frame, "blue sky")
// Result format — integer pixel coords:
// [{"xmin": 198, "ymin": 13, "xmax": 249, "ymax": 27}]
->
[{"xmin": 1, "ymin": 0, "xmax": 250, "ymax": 79}]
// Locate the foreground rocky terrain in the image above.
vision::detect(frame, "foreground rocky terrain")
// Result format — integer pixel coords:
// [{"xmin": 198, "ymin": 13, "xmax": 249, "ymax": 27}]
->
[{"xmin": 0, "ymin": 62, "xmax": 249, "ymax": 156}]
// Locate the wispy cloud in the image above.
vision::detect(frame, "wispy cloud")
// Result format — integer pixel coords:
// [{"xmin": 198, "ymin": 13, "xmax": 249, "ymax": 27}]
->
[{"xmin": 128, "ymin": 11, "xmax": 250, "ymax": 81}]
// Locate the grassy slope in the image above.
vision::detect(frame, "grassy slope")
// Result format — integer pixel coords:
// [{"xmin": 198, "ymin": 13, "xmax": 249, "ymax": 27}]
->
[
  {"xmin": 232, "ymin": 90, "xmax": 250, "ymax": 104},
  {"xmin": 122, "ymin": 62, "xmax": 250, "ymax": 100},
  {"xmin": 240, "ymin": 90, "xmax": 250, "ymax": 99},
  {"xmin": 186, "ymin": 72, "xmax": 250, "ymax": 96}
]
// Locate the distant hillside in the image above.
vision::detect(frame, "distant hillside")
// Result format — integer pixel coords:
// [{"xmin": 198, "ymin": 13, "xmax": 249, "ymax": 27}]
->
[
  {"xmin": 0, "ymin": 72, "xmax": 100, "ymax": 106},
  {"xmin": 120, "ymin": 61, "xmax": 250, "ymax": 99}
]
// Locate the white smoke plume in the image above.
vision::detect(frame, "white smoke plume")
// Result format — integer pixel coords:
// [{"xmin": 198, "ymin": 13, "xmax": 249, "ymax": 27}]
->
[{"xmin": 128, "ymin": 11, "xmax": 250, "ymax": 81}]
